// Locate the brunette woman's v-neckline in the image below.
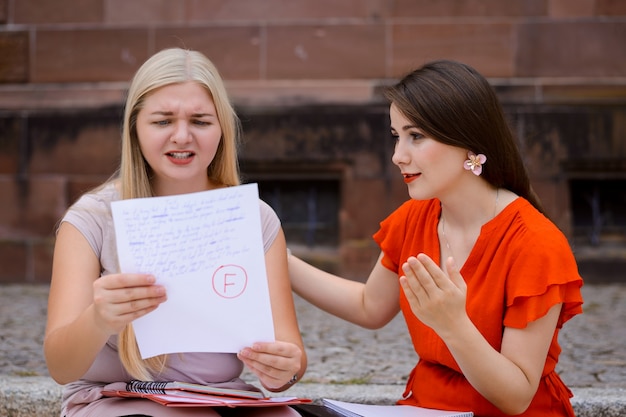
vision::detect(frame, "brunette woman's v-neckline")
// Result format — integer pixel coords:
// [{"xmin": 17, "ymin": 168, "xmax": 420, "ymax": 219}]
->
[{"xmin": 436, "ymin": 197, "xmax": 521, "ymax": 274}]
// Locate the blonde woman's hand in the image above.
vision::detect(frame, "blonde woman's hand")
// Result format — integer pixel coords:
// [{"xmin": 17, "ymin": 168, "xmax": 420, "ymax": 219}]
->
[
  {"xmin": 92, "ymin": 273, "xmax": 167, "ymax": 335},
  {"xmin": 237, "ymin": 341, "xmax": 302, "ymax": 391}
]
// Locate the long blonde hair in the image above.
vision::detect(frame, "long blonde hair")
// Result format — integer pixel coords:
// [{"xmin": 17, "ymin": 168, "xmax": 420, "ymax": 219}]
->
[{"xmin": 117, "ymin": 48, "xmax": 241, "ymax": 379}]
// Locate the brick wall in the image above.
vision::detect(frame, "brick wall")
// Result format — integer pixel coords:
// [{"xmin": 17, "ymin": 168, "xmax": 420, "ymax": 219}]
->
[{"xmin": 1, "ymin": 0, "xmax": 625, "ymax": 282}]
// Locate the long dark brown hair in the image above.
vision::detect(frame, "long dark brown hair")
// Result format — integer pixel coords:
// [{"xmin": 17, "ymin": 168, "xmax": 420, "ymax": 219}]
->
[{"xmin": 385, "ymin": 60, "xmax": 544, "ymax": 213}]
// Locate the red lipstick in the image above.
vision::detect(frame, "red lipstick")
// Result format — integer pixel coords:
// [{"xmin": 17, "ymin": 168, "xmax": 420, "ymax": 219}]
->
[{"xmin": 403, "ymin": 173, "xmax": 419, "ymax": 184}]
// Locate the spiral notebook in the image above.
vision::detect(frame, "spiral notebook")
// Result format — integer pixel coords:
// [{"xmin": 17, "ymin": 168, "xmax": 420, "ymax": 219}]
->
[
  {"xmin": 101, "ymin": 380, "xmax": 312, "ymax": 408},
  {"xmin": 322, "ymin": 399, "xmax": 473, "ymax": 417},
  {"xmin": 103, "ymin": 389, "xmax": 311, "ymax": 408},
  {"xmin": 123, "ymin": 379, "xmax": 265, "ymax": 399}
]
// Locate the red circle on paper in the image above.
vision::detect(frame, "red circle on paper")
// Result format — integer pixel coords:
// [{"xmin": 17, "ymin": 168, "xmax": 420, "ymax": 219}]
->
[{"xmin": 212, "ymin": 264, "xmax": 248, "ymax": 298}]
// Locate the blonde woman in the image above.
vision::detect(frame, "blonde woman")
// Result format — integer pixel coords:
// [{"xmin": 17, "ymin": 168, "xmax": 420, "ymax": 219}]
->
[{"xmin": 44, "ymin": 48, "xmax": 306, "ymax": 417}]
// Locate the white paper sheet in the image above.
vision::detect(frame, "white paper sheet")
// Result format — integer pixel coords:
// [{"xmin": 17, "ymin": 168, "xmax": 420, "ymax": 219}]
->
[
  {"xmin": 111, "ymin": 183, "xmax": 275, "ymax": 359},
  {"xmin": 322, "ymin": 399, "xmax": 474, "ymax": 417}
]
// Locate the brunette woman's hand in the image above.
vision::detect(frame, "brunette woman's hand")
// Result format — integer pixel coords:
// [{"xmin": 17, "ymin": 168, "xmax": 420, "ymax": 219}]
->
[
  {"xmin": 237, "ymin": 340, "xmax": 303, "ymax": 391},
  {"xmin": 91, "ymin": 273, "xmax": 167, "ymax": 335},
  {"xmin": 399, "ymin": 254, "xmax": 468, "ymax": 334}
]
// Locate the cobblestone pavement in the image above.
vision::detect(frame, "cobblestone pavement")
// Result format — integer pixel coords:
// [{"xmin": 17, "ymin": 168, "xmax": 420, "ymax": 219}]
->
[{"xmin": 1, "ymin": 283, "xmax": 625, "ymax": 389}]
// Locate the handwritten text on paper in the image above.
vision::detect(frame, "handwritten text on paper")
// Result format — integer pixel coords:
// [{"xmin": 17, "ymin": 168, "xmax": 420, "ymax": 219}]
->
[{"xmin": 111, "ymin": 184, "xmax": 275, "ymax": 358}]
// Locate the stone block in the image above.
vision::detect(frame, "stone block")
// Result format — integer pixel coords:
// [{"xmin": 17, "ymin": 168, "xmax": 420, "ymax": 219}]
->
[
  {"xmin": 0, "ymin": 237, "xmax": 54, "ymax": 283},
  {"xmin": 0, "ymin": 177, "xmax": 67, "ymax": 238},
  {"xmin": 339, "ymin": 240, "xmax": 380, "ymax": 282},
  {"xmin": 266, "ymin": 24, "xmax": 386, "ymax": 79},
  {"xmin": 239, "ymin": 105, "xmax": 388, "ymax": 162},
  {"xmin": 0, "ymin": 241, "xmax": 27, "ymax": 283},
  {"xmin": 549, "ymin": 0, "xmax": 595, "ymax": 17},
  {"xmin": 0, "ymin": 378, "xmax": 625, "ymax": 417},
  {"xmin": 391, "ymin": 23, "xmax": 515, "ymax": 77},
  {"xmin": 103, "ymin": 0, "xmax": 185, "ymax": 24},
  {"xmin": 392, "ymin": 0, "xmax": 546, "ymax": 17},
  {"xmin": 492, "ymin": 83, "xmax": 541, "ymax": 105},
  {"xmin": 32, "ymin": 239, "xmax": 55, "ymax": 284},
  {"xmin": 531, "ymin": 179, "xmax": 571, "ymax": 234},
  {"xmin": 0, "ymin": 116, "xmax": 21, "ymax": 175},
  {"xmin": 13, "ymin": 0, "xmax": 102, "ymax": 24},
  {"xmin": 508, "ymin": 106, "xmax": 624, "ymax": 177},
  {"xmin": 155, "ymin": 26, "xmax": 262, "ymax": 80},
  {"xmin": 541, "ymin": 84, "xmax": 626, "ymax": 104},
  {"xmin": 26, "ymin": 108, "xmax": 122, "ymax": 176},
  {"xmin": 0, "ymin": 0, "xmax": 6, "ymax": 23},
  {"xmin": 0, "ymin": 179, "xmax": 24, "ymax": 237},
  {"xmin": 596, "ymin": 0, "xmax": 626, "ymax": 15},
  {"xmin": 342, "ymin": 178, "xmax": 395, "ymax": 234},
  {"xmin": 227, "ymin": 79, "xmax": 380, "ymax": 107},
  {"xmin": 0, "ymin": 84, "xmax": 128, "ymax": 111},
  {"xmin": 185, "ymin": 0, "xmax": 390, "ymax": 22},
  {"xmin": 67, "ymin": 178, "xmax": 109, "ymax": 206},
  {"xmin": 516, "ymin": 21, "xmax": 626, "ymax": 77},
  {"xmin": 0, "ymin": 31, "xmax": 29, "ymax": 83},
  {"xmin": 33, "ymin": 29, "xmax": 149, "ymax": 82}
]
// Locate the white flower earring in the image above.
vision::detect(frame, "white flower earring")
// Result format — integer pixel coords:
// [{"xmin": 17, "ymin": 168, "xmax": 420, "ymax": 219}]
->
[{"xmin": 463, "ymin": 151, "xmax": 487, "ymax": 176}]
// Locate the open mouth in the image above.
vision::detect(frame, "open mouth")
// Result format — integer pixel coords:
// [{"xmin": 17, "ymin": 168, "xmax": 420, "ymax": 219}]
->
[
  {"xmin": 167, "ymin": 151, "xmax": 194, "ymax": 159},
  {"xmin": 403, "ymin": 173, "xmax": 420, "ymax": 183}
]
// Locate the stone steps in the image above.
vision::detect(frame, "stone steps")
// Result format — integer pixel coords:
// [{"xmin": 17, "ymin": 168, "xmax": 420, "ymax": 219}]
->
[{"xmin": 2, "ymin": 377, "xmax": 624, "ymax": 417}]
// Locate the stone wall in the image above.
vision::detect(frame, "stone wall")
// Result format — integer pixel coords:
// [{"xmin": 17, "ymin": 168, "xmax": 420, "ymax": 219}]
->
[{"xmin": 1, "ymin": 0, "xmax": 625, "ymax": 282}]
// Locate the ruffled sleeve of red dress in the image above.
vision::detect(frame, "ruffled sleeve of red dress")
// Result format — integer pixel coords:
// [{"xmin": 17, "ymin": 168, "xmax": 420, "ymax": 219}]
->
[
  {"xmin": 373, "ymin": 199, "xmax": 438, "ymax": 274},
  {"xmin": 502, "ymin": 201, "xmax": 584, "ymax": 329}
]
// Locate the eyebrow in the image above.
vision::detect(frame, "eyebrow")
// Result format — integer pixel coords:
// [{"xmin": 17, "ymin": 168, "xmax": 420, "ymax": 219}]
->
[
  {"xmin": 149, "ymin": 111, "xmax": 216, "ymax": 118},
  {"xmin": 391, "ymin": 124, "xmax": 417, "ymax": 132}
]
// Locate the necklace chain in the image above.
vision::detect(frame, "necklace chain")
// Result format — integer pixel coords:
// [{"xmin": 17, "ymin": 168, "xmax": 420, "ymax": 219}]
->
[{"xmin": 441, "ymin": 188, "xmax": 499, "ymax": 259}]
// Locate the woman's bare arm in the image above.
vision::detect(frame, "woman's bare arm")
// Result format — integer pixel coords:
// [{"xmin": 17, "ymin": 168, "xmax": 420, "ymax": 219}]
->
[
  {"xmin": 44, "ymin": 222, "xmax": 166, "ymax": 384},
  {"xmin": 288, "ymin": 252, "xmax": 401, "ymax": 329}
]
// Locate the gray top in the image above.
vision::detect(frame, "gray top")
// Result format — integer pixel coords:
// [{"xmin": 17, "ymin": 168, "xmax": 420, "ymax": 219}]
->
[{"xmin": 59, "ymin": 182, "xmax": 281, "ymax": 416}]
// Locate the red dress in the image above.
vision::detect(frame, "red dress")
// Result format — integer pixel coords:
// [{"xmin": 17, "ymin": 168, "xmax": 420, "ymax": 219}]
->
[{"xmin": 373, "ymin": 197, "xmax": 583, "ymax": 417}]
